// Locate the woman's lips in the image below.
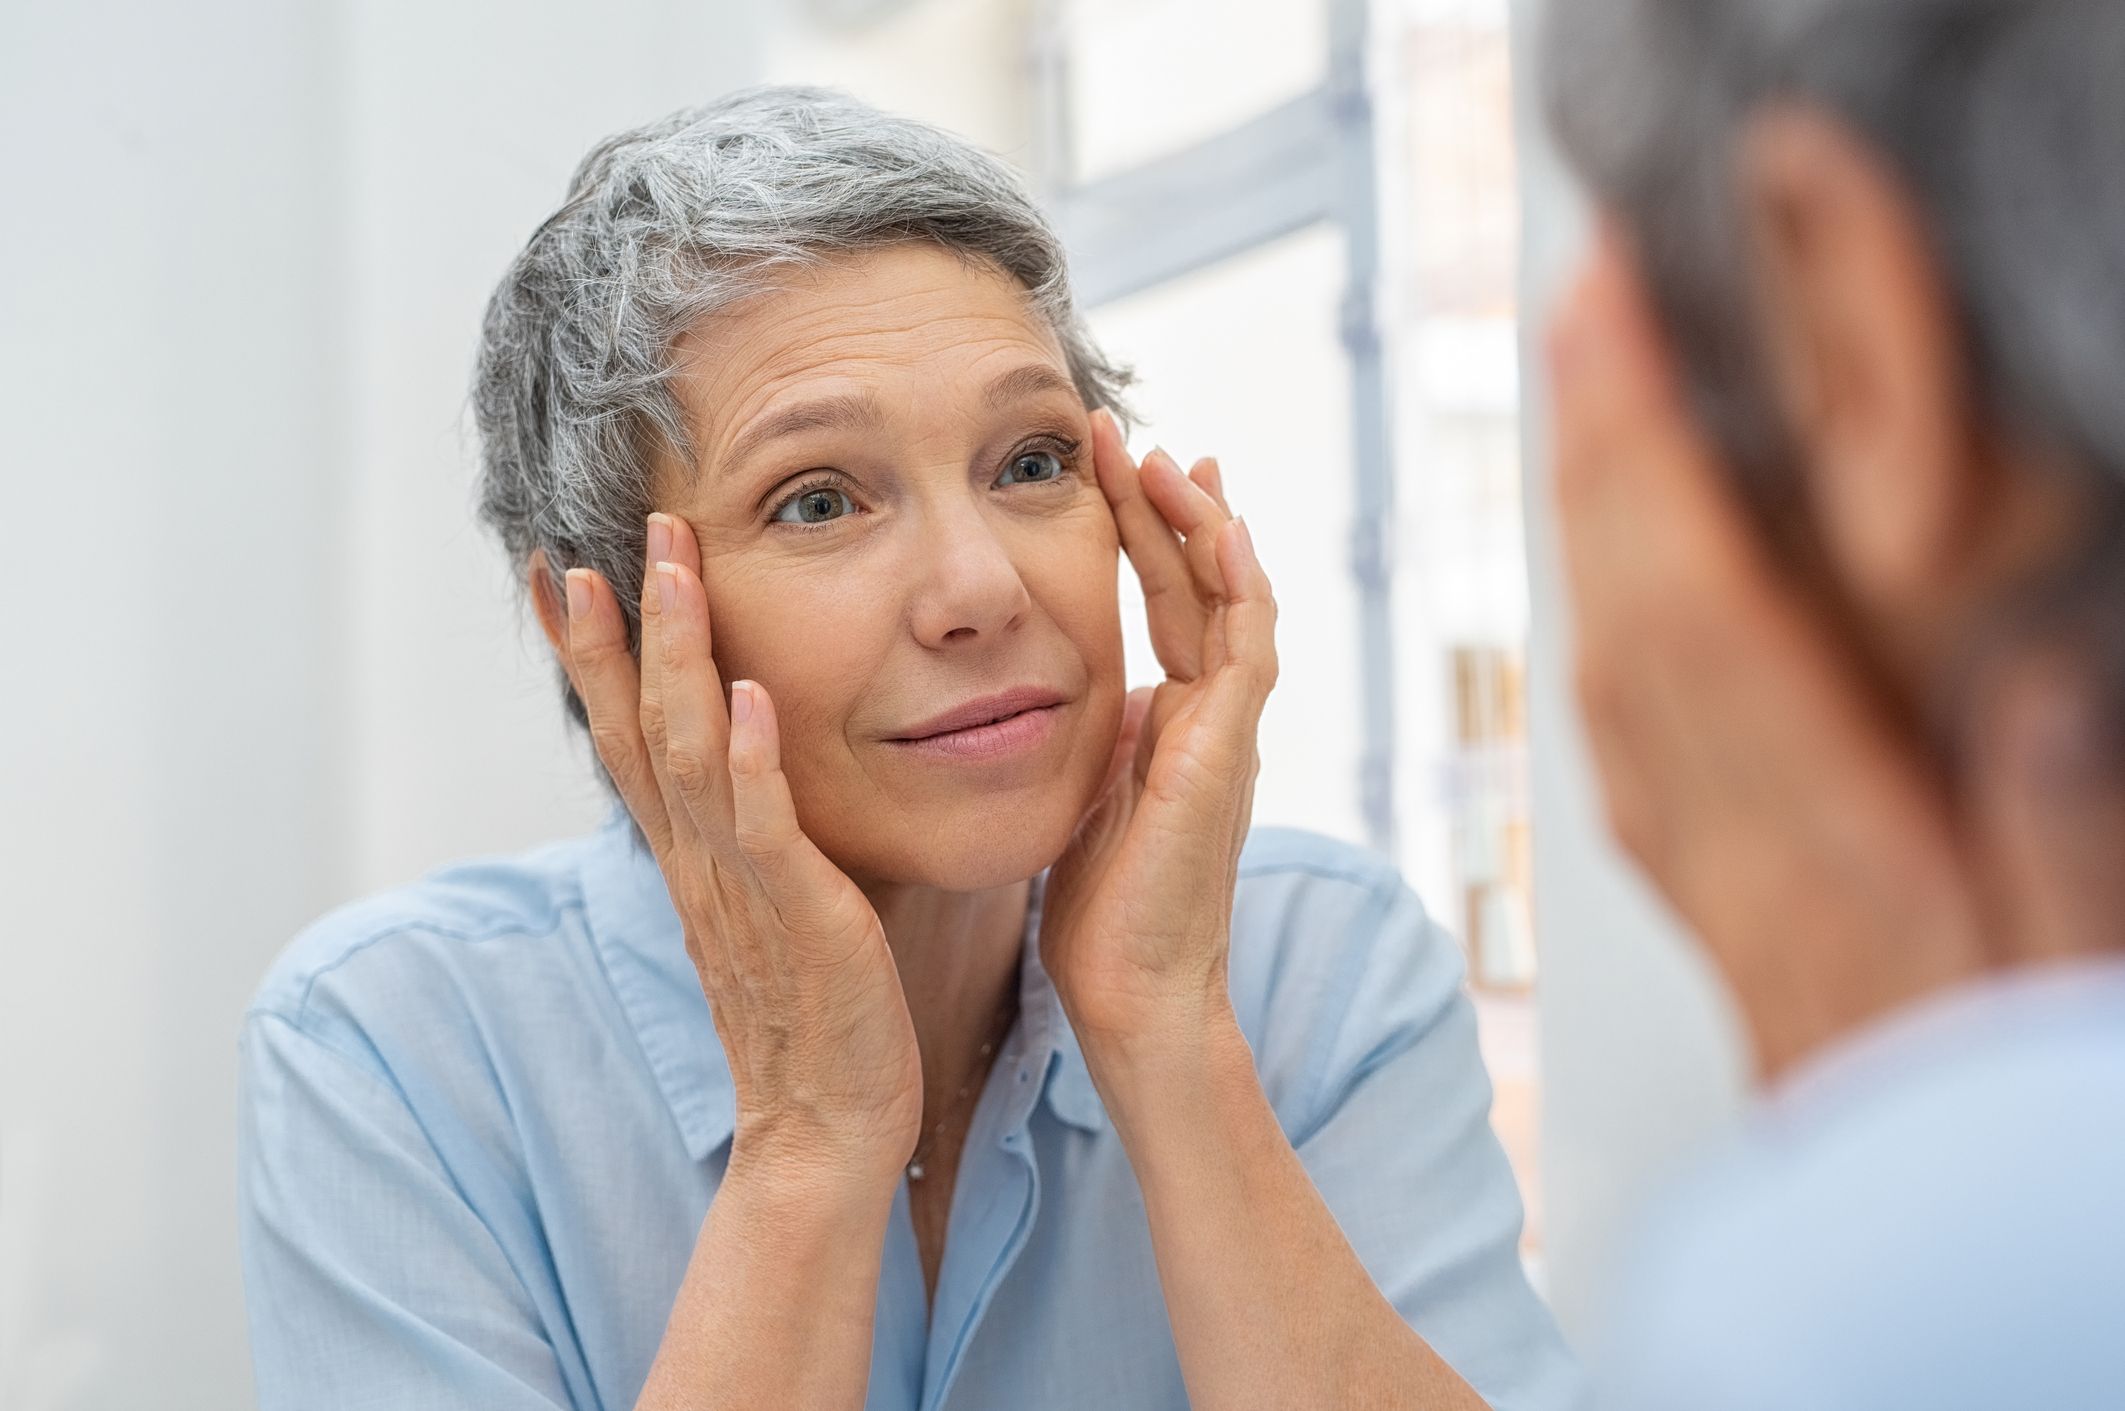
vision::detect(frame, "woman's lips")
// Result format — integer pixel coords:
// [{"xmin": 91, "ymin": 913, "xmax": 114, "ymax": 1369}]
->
[{"xmin": 885, "ymin": 703, "xmax": 1062, "ymax": 763}]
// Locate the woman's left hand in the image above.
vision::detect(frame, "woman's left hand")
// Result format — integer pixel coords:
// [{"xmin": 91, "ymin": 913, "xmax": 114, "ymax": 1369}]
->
[
  {"xmin": 1039, "ymin": 409, "xmax": 1279, "ymax": 1059},
  {"xmin": 1044, "ymin": 416, "xmax": 1488, "ymax": 1411}
]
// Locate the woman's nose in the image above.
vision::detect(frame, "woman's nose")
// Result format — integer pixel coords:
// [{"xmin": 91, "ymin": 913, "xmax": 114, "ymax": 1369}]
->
[{"xmin": 905, "ymin": 505, "xmax": 1033, "ymax": 648}]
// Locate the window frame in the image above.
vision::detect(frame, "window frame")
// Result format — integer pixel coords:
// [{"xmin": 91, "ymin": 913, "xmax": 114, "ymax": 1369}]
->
[{"xmin": 1030, "ymin": 0, "xmax": 1402, "ymax": 857}]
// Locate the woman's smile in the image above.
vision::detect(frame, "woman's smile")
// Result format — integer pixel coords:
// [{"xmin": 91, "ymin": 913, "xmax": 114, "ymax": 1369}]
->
[{"xmin": 884, "ymin": 696, "xmax": 1068, "ymax": 765}]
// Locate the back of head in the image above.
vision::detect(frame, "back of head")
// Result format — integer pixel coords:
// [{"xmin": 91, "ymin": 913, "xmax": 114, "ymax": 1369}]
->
[{"xmin": 1543, "ymin": 0, "xmax": 2125, "ymax": 714}]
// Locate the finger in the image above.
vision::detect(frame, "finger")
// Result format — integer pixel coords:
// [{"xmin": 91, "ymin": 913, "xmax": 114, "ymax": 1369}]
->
[
  {"xmin": 1138, "ymin": 446, "xmax": 1234, "ymax": 605},
  {"xmin": 1550, "ymin": 232, "xmax": 1740, "ymax": 539},
  {"xmin": 1188, "ymin": 456, "xmax": 1229, "ymax": 514},
  {"xmin": 663, "ymin": 506, "xmax": 705, "ymax": 576},
  {"xmin": 637, "ymin": 512, "xmax": 704, "ymax": 849},
  {"xmin": 1101, "ymin": 686, "xmax": 1155, "ymax": 799},
  {"xmin": 1972, "ymin": 656, "xmax": 2125, "ymax": 964},
  {"xmin": 1134, "ymin": 681, "xmax": 1183, "ymax": 794},
  {"xmin": 1185, "ymin": 520, "xmax": 1279, "ymax": 777},
  {"xmin": 726, "ymin": 680, "xmax": 856, "ymax": 927},
  {"xmin": 1216, "ymin": 517, "xmax": 1278, "ymax": 703},
  {"xmin": 1092, "ymin": 410, "xmax": 1206, "ymax": 679},
  {"xmin": 1549, "ymin": 235, "xmax": 1708, "ymax": 839},
  {"xmin": 1550, "ymin": 232, "xmax": 1761, "ymax": 664},
  {"xmin": 651, "ymin": 553, "xmax": 737, "ymax": 843},
  {"xmin": 562, "ymin": 566, "xmax": 676, "ymax": 857},
  {"xmin": 1067, "ymin": 686, "xmax": 1154, "ymax": 844}
]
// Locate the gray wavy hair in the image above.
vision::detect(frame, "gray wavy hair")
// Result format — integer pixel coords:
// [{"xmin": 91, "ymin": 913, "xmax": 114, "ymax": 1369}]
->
[
  {"xmin": 1543, "ymin": 0, "xmax": 2125, "ymax": 714},
  {"xmin": 471, "ymin": 84, "xmax": 1132, "ymax": 789}
]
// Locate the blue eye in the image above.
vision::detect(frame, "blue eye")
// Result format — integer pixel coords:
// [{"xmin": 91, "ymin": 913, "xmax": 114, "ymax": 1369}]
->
[
  {"xmin": 772, "ymin": 484, "xmax": 855, "ymax": 526},
  {"xmin": 997, "ymin": 448, "xmax": 1066, "ymax": 486}
]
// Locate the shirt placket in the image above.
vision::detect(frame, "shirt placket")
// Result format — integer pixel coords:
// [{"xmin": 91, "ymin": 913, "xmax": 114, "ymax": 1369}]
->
[{"xmin": 914, "ymin": 1027, "xmax": 1053, "ymax": 1411}]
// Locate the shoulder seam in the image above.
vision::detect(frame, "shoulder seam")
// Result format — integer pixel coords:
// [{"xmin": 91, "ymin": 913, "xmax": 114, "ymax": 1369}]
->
[
  {"xmin": 253, "ymin": 894, "xmax": 583, "ymax": 1031},
  {"xmin": 1236, "ymin": 837, "xmax": 1399, "ymax": 895}
]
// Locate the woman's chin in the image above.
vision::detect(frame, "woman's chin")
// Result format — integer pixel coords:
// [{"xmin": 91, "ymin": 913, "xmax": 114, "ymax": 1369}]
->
[
  {"xmin": 826, "ymin": 797, "xmax": 1089, "ymax": 893},
  {"xmin": 929, "ymin": 841, "xmax": 1072, "ymax": 892}
]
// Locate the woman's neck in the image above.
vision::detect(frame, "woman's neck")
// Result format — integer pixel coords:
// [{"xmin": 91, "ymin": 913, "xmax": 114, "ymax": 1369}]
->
[{"xmin": 860, "ymin": 876, "xmax": 1031, "ymax": 1116}]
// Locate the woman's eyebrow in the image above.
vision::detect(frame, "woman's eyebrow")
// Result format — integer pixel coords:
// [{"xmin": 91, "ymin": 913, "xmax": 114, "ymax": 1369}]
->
[
  {"xmin": 722, "ymin": 365, "xmax": 1077, "ymax": 474},
  {"xmin": 983, "ymin": 363, "xmax": 1079, "ymax": 411},
  {"xmin": 725, "ymin": 391, "xmax": 886, "ymax": 469}
]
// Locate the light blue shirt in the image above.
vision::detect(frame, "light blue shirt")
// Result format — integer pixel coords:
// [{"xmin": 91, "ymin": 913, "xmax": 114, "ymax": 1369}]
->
[
  {"xmin": 237, "ymin": 804, "xmax": 1577, "ymax": 1411},
  {"xmin": 1594, "ymin": 959, "xmax": 2125, "ymax": 1410}
]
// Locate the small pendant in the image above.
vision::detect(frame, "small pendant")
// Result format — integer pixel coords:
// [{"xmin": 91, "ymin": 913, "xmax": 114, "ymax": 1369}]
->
[{"xmin": 907, "ymin": 1162, "xmax": 926, "ymax": 1181}]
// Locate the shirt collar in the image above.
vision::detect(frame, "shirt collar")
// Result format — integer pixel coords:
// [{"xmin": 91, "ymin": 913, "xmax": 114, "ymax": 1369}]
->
[
  {"xmin": 1764, "ymin": 953, "xmax": 2125, "ymax": 1124},
  {"xmin": 578, "ymin": 801, "xmax": 1106, "ymax": 1163}
]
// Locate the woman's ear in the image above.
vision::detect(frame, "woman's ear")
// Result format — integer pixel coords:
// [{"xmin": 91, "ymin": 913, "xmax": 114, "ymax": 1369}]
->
[
  {"xmin": 1739, "ymin": 105, "xmax": 1983, "ymax": 649},
  {"xmin": 527, "ymin": 547, "xmax": 569, "ymax": 657}
]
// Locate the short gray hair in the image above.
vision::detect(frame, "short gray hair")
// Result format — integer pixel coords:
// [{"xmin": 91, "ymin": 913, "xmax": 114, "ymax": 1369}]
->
[
  {"xmin": 472, "ymin": 85, "xmax": 1132, "ymax": 790},
  {"xmin": 1543, "ymin": 0, "xmax": 2125, "ymax": 705}
]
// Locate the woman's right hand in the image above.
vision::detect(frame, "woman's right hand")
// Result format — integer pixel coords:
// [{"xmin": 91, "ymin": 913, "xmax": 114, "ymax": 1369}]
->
[{"xmin": 555, "ymin": 511, "xmax": 923, "ymax": 1186}]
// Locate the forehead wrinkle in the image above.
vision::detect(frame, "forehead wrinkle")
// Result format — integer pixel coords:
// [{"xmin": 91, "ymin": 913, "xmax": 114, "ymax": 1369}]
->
[
  {"xmin": 722, "ymin": 388, "xmax": 888, "ymax": 470},
  {"xmin": 682, "ymin": 268, "xmax": 1071, "ymax": 489},
  {"xmin": 711, "ymin": 328, "xmax": 1064, "ymax": 462}
]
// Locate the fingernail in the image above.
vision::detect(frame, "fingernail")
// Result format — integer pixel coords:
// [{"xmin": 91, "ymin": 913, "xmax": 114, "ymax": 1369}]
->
[
  {"xmin": 731, "ymin": 681, "xmax": 755, "ymax": 725},
  {"xmin": 654, "ymin": 561, "xmax": 676, "ymax": 616},
  {"xmin": 565, "ymin": 570, "xmax": 590, "ymax": 623},
  {"xmin": 1235, "ymin": 516, "xmax": 1256, "ymax": 561},
  {"xmin": 646, "ymin": 514, "xmax": 673, "ymax": 567}
]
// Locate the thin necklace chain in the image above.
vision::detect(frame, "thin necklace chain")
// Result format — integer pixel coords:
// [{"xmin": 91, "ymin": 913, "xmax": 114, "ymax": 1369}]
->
[{"xmin": 907, "ymin": 987, "xmax": 1021, "ymax": 1182}]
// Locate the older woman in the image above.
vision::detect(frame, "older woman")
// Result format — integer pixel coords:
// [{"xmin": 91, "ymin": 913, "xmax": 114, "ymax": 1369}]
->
[
  {"xmin": 236, "ymin": 87, "xmax": 1574, "ymax": 1411},
  {"xmin": 1535, "ymin": 1, "xmax": 2125, "ymax": 1407}
]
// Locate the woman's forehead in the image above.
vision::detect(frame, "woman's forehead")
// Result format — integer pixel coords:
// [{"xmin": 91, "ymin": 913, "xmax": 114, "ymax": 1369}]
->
[
  {"xmin": 715, "ymin": 250, "xmax": 1049, "ymax": 363},
  {"xmin": 675, "ymin": 247, "xmax": 1074, "ymax": 451}
]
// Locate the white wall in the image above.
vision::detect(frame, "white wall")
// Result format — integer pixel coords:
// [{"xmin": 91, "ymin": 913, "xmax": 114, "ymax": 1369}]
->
[
  {"xmin": 1, "ymin": 4, "xmax": 343, "ymax": 1404},
  {"xmin": 339, "ymin": 0, "xmax": 775, "ymax": 891},
  {"xmin": 0, "ymin": 4, "xmax": 764, "ymax": 1406},
  {"xmin": 1506, "ymin": 0, "xmax": 1751, "ymax": 1344}
]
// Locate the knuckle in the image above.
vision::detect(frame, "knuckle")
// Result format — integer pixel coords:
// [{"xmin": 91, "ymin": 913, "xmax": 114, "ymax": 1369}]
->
[
  {"xmin": 638, "ymin": 695, "xmax": 670, "ymax": 751},
  {"xmin": 667, "ymin": 870, "xmax": 714, "ymax": 925},
  {"xmin": 732, "ymin": 815, "xmax": 789, "ymax": 862},
  {"xmin": 567, "ymin": 629, "xmax": 617, "ymax": 670},
  {"xmin": 726, "ymin": 739, "xmax": 764, "ymax": 780},
  {"xmin": 663, "ymin": 736, "xmax": 715, "ymax": 791},
  {"xmin": 704, "ymin": 854, "xmax": 754, "ymax": 914},
  {"xmin": 587, "ymin": 717, "xmax": 637, "ymax": 771}
]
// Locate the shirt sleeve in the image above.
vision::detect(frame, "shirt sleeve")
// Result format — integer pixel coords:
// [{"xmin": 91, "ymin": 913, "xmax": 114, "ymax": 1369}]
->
[
  {"xmin": 1281, "ymin": 868, "xmax": 1583, "ymax": 1411},
  {"xmin": 236, "ymin": 1008, "xmax": 578, "ymax": 1411}
]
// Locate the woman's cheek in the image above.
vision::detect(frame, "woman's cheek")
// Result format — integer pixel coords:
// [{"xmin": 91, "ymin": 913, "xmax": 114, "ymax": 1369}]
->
[
  {"xmin": 1054, "ymin": 510, "xmax": 1123, "ymax": 623},
  {"xmin": 708, "ymin": 559, "xmax": 869, "ymax": 685}
]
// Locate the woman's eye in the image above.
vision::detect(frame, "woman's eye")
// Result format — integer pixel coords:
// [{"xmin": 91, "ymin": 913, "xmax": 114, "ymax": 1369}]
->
[
  {"xmin": 997, "ymin": 449, "xmax": 1066, "ymax": 486},
  {"xmin": 772, "ymin": 485, "xmax": 855, "ymax": 525}
]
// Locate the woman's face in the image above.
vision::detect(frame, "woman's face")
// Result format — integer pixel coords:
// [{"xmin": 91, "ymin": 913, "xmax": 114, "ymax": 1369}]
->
[{"xmin": 659, "ymin": 242, "xmax": 1126, "ymax": 891}]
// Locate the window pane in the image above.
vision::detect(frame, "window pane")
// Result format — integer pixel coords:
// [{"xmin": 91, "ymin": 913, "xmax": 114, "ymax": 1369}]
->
[
  {"xmin": 1379, "ymin": 0, "xmax": 1542, "ymax": 1272},
  {"xmin": 1382, "ymin": 0, "xmax": 1531, "ymax": 988},
  {"xmin": 1061, "ymin": 0, "xmax": 1329, "ymax": 182},
  {"xmin": 1086, "ymin": 224, "xmax": 1366, "ymax": 846}
]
